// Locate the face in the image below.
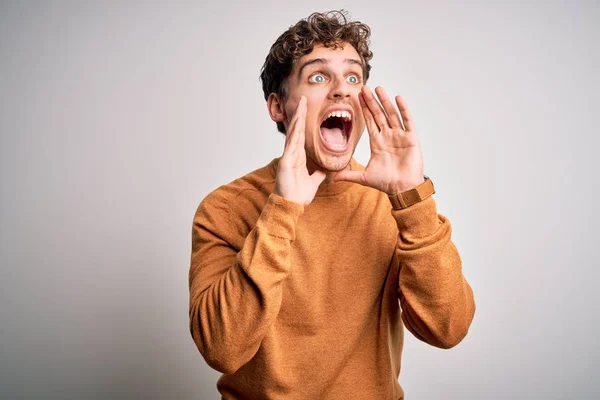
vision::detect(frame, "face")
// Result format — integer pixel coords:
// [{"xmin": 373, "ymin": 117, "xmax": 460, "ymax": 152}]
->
[{"xmin": 269, "ymin": 42, "xmax": 366, "ymax": 172}]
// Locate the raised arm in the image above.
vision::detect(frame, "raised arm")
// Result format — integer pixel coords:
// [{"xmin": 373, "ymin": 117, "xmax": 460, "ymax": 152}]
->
[
  {"xmin": 334, "ymin": 85, "xmax": 475, "ymax": 348},
  {"xmin": 189, "ymin": 96, "xmax": 326, "ymax": 373}
]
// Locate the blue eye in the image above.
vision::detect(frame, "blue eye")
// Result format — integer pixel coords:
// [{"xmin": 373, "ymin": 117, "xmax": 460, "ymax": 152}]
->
[
  {"xmin": 347, "ymin": 74, "xmax": 359, "ymax": 84},
  {"xmin": 309, "ymin": 74, "xmax": 326, "ymax": 83}
]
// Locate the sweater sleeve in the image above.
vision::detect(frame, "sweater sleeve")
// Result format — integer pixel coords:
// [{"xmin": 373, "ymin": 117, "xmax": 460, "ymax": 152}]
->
[
  {"xmin": 189, "ymin": 192, "xmax": 304, "ymax": 374},
  {"xmin": 391, "ymin": 196, "xmax": 476, "ymax": 349}
]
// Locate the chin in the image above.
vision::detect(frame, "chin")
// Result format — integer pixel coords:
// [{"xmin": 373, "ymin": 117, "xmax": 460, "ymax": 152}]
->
[{"xmin": 314, "ymin": 151, "xmax": 353, "ymax": 172}]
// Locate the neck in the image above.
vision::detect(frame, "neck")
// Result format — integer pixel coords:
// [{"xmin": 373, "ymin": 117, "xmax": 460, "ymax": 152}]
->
[{"xmin": 305, "ymin": 156, "xmax": 351, "ymax": 185}]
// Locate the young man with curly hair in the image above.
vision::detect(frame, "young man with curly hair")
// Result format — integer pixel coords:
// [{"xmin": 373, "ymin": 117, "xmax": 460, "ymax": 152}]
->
[{"xmin": 189, "ymin": 10, "xmax": 475, "ymax": 399}]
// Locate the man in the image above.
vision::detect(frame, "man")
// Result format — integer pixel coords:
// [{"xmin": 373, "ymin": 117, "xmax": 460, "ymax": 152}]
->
[{"xmin": 189, "ymin": 10, "xmax": 475, "ymax": 399}]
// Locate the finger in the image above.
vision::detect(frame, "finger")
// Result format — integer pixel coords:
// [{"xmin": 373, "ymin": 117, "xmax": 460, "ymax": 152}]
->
[
  {"xmin": 283, "ymin": 111, "xmax": 296, "ymax": 150},
  {"xmin": 283, "ymin": 97, "xmax": 301, "ymax": 149},
  {"xmin": 290, "ymin": 96, "xmax": 307, "ymax": 153},
  {"xmin": 361, "ymin": 85, "xmax": 389, "ymax": 130},
  {"xmin": 283, "ymin": 121, "xmax": 295, "ymax": 152},
  {"xmin": 375, "ymin": 87, "xmax": 402, "ymax": 129},
  {"xmin": 283, "ymin": 96, "xmax": 306, "ymax": 155},
  {"xmin": 333, "ymin": 170, "xmax": 367, "ymax": 186},
  {"xmin": 395, "ymin": 95, "xmax": 415, "ymax": 132},
  {"xmin": 359, "ymin": 92, "xmax": 380, "ymax": 137}
]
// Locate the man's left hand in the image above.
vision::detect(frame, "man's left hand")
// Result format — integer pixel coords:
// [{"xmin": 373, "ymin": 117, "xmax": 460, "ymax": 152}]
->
[{"xmin": 334, "ymin": 86, "xmax": 424, "ymax": 195}]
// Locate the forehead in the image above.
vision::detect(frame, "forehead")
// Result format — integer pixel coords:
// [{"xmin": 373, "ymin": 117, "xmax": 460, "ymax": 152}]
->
[{"xmin": 294, "ymin": 42, "xmax": 362, "ymax": 72}]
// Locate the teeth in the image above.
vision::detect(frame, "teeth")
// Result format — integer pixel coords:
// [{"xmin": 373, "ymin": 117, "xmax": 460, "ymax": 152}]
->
[{"xmin": 326, "ymin": 110, "xmax": 352, "ymax": 121}]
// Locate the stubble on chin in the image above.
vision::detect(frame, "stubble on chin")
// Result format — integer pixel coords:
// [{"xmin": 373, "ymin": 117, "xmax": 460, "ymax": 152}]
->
[{"xmin": 311, "ymin": 153, "xmax": 352, "ymax": 173}]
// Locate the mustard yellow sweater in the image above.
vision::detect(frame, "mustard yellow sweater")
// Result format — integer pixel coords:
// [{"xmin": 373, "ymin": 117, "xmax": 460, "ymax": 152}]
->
[{"xmin": 189, "ymin": 158, "xmax": 475, "ymax": 399}]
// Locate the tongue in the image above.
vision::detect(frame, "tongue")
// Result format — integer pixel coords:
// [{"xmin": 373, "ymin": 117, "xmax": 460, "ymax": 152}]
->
[{"xmin": 320, "ymin": 127, "xmax": 347, "ymax": 146}]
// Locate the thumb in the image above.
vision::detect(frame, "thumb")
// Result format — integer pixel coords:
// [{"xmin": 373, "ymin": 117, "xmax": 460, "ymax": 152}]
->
[
  {"xmin": 310, "ymin": 170, "xmax": 327, "ymax": 187},
  {"xmin": 333, "ymin": 170, "xmax": 366, "ymax": 185}
]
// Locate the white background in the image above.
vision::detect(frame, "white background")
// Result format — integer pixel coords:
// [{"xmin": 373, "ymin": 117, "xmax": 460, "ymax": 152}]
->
[{"xmin": 1, "ymin": 1, "xmax": 598, "ymax": 399}]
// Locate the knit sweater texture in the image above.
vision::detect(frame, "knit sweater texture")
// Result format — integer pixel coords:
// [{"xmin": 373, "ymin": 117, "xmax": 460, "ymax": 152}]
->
[{"xmin": 189, "ymin": 157, "xmax": 476, "ymax": 399}]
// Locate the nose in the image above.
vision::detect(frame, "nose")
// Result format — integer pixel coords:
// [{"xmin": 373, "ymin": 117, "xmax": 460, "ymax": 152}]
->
[{"xmin": 329, "ymin": 78, "xmax": 351, "ymax": 99}]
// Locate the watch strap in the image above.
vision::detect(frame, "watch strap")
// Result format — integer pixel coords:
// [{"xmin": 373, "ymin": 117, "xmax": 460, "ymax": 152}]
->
[{"xmin": 388, "ymin": 176, "xmax": 435, "ymax": 209}]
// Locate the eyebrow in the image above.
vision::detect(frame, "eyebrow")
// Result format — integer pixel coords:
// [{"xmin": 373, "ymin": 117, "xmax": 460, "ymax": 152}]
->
[{"xmin": 296, "ymin": 58, "xmax": 364, "ymax": 80}]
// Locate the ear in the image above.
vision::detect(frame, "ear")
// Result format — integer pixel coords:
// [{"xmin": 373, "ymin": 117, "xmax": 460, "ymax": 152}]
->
[{"xmin": 267, "ymin": 93, "xmax": 287, "ymax": 123}]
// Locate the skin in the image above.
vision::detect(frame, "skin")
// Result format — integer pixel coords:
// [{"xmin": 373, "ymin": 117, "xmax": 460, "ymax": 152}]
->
[{"xmin": 268, "ymin": 42, "xmax": 425, "ymax": 206}]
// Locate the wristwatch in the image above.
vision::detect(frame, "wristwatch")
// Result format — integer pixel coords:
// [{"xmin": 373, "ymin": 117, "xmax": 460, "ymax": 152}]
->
[{"xmin": 388, "ymin": 175, "xmax": 435, "ymax": 209}]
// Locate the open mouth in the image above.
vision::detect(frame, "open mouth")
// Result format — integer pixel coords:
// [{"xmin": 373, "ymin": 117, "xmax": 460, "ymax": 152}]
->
[{"xmin": 319, "ymin": 110, "xmax": 352, "ymax": 152}]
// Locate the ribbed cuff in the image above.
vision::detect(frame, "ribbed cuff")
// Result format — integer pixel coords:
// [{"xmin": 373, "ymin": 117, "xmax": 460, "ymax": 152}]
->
[{"xmin": 255, "ymin": 193, "xmax": 305, "ymax": 241}]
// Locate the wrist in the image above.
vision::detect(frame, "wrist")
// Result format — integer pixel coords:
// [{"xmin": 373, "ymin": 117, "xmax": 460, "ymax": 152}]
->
[
  {"xmin": 388, "ymin": 175, "xmax": 435, "ymax": 209},
  {"xmin": 387, "ymin": 176, "xmax": 426, "ymax": 196}
]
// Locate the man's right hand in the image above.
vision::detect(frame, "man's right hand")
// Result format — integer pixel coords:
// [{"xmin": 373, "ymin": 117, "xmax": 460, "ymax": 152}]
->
[{"xmin": 274, "ymin": 96, "xmax": 326, "ymax": 206}]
